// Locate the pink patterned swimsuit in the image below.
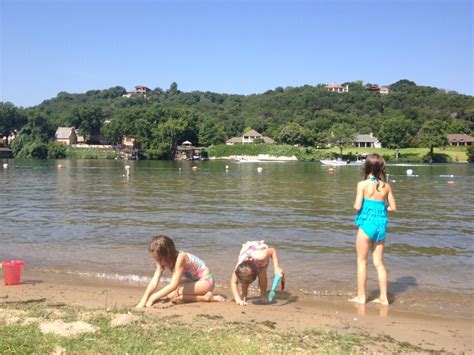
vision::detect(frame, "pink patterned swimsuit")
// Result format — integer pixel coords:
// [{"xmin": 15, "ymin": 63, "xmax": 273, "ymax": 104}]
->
[{"xmin": 181, "ymin": 252, "xmax": 215, "ymax": 288}]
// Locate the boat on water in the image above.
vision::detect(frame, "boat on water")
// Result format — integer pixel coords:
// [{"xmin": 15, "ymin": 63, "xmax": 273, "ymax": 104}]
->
[
  {"xmin": 236, "ymin": 157, "xmax": 264, "ymax": 163},
  {"xmin": 320, "ymin": 152, "xmax": 368, "ymax": 166},
  {"xmin": 320, "ymin": 159, "xmax": 364, "ymax": 166},
  {"xmin": 232, "ymin": 154, "xmax": 295, "ymax": 163}
]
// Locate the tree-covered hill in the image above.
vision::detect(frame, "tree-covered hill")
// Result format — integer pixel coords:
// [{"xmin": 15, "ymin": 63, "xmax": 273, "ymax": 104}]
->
[{"xmin": 1, "ymin": 80, "xmax": 473, "ymax": 159}]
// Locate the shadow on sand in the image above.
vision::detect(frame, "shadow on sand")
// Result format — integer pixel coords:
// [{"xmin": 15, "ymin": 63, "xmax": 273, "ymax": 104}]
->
[
  {"xmin": 366, "ymin": 276, "xmax": 418, "ymax": 304},
  {"xmin": 250, "ymin": 291, "xmax": 299, "ymax": 306}
]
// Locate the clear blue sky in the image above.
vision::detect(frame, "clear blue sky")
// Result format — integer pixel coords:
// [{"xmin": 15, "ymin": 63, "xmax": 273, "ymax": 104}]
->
[{"xmin": 1, "ymin": 0, "xmax": 472, "ymax": 107}]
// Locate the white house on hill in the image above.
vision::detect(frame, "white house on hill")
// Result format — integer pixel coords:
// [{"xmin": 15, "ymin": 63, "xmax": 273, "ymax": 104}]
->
[
  {"xmin": 325, "ymin": 83, "xmax": 349, "ymax": 93},
  {"xmin": 226, "ymin": 129, "xmax": 274, "ymax": 145},
  {"xmin": 354, "ymin": 133, "xmax": 381, "ymax": 148}
]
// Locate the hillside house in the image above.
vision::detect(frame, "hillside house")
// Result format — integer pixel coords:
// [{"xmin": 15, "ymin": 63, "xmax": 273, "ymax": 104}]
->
[
  {"xmin": 447, "ymin": 133, "xmax": 474, "ymax": 146},
  {"xmin": 325, "ymin": 83, "xmax": 349, "ymax": 93},
  {"xmin": 226, "ymin": 129, "xmax": 275, "ymax": 145},
  {"xmin": 55, "ymin": 127, "xmax": 77, "ymax": 145},
  {"xmin": 365, "ymin": 85, "xmax": 390, "ymax": 94},
  {"xmin": 122, "ymin": 85, "xmax": 151, "ymax": 98},
  {"xmin": 354, "ymin": 133, "xmax": 382, "ymax": 148},
  {"xmin": 135, "ymin": 85, "xmax": 151, "ymax": 96}
]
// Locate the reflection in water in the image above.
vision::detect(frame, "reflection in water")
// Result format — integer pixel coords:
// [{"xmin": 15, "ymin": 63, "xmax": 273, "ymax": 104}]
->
[
  {"xmin": 352, "ymin": 303, "xmax": 388, "ymax": 317},
  {"xmin": 0, "ymin": 159, "xmax": 473, "ymax": 295}
]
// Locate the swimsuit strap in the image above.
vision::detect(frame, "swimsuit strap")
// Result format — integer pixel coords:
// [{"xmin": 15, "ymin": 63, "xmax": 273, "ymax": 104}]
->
[{"xmin": 369, "ymin": 175, "xmax": 377, "ymax": 182}]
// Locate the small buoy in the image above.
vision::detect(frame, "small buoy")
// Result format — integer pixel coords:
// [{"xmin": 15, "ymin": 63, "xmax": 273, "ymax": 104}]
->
[
  {"xmin": 447, "ymin": 180, "xmax": 455, "ymax": 184},
  {"xmin": 57, "ymin": 164, "xmax": 63, "ymax": 169},
  {"xmin": 406, "ymin": 169, "xmax": 413, "ymax": 176},
  {"xmin": 124, "ymin": 165, "xmax": 130, "ymax": 176},
  {"xmin": 225, "ymin": 165, "xmax": 229, "ymax": 170},
  {"xmin": 257, "ymin": 167, "xmax": 263, "ymax": 173},
  {"xmin": 179, "ymin": 167, "xmax": 182, "ymax": 172},
  {"xmin": 3, "ymin": 163, "xmax": 8, "ymax": 169}
]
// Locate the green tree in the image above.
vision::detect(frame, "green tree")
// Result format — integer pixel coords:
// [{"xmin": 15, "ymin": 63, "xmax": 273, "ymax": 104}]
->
[
  {"xmin": 0, "ymin": 102, "xmax": 27, "ymax": 144},
  {"xmin": 102, "ymin": 119, "xmax": 124, "ymax": 145},
  {"xmin": 418, "ymin": 119, "xmax": 448, "ymax": 157},
  {"xmin": 167, "ymin": 82, "xmax": 179, "ymax": 96},
  {"xmin": 276, "ymin": 122, "xmax": 312, "ymax": 146},
  {"xmin": 198, "ymin": 118, "xmax": 227, "ymax": 146},
  {"xmin": 329, "ymin": 123, "xmax": 356, "ymax": 158},
  {"xmin": 378, "ymin": 116, "xmax": 415, "ymax": 149},
  {"xmin": 467, "ymin": 145, "xmax": 474, "ymax": 163},
  {"xmin": 446, "ymin": 119, "xmax": 471, "ymax": 134},
  {"xmin": 68, "ymin": 106, "xmax": 105, "ymax": 139},
  {"xmin": 150, "ymin": 109, "xmax": 198, "ymax": 159},
  {"xmin": 10, "ymin": 111, "xmax": 53, "ymax": 157}
]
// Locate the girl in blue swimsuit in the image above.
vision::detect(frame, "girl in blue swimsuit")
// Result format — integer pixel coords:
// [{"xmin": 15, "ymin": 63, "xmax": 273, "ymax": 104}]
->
[
  {"xmin": 137, "ymin": 235, "xmax": 225, "ymax": 307},
  {"xmin": 350, "ymin": 154, "xmax": 397, "ymax": 306}
]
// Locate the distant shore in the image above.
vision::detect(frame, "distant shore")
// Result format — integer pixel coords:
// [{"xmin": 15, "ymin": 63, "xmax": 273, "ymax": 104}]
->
[{"xmin": 0, "ymin": 270, "xmax": 472, "ymax": 353}]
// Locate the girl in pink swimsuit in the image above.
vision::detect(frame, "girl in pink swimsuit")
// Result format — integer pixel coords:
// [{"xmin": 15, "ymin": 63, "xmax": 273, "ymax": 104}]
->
[
  {"xmin": 230, "ymin": 241, "xmax": 285, "ymax": 306},
  {"xmin": 137, "ymin": 235, "xmax": 224, "ymax": 308}
]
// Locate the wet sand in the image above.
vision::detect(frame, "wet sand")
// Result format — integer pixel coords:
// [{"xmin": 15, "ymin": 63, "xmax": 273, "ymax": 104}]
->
[{"xmin": 1, "ymin": 270, "xmax": 472, "ymax": 353}]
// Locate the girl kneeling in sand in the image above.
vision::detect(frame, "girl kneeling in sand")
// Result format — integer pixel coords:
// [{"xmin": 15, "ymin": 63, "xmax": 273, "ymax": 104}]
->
[
  {"xmin": 137, "ymin": 235, "xmax": 225, "ymax": 308},
  {"xmin": 231, "ymin": 241, "xmax": 285, "ymax": 305},
  {"xmin": 350, "ymin": 154, "xmax": 397, "ymax": 306}
]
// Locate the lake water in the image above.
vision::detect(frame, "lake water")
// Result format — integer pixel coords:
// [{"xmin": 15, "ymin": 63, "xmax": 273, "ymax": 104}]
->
[{"xmin": 1, "ymin": 159, "xmax": 473, "ymax": 297}]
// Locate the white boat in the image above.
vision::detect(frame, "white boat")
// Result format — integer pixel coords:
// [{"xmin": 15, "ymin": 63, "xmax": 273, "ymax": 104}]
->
[
  {"xmin": 232, "ymin": 155, "xmax": 293, "ymax": 163},
  {"xmin": 236, "ymin": 157, "xmax": 264, "ymax": 163},
  {"xmin": 320, "ymin": 159, "xmax": 364, "ymax": 166}
]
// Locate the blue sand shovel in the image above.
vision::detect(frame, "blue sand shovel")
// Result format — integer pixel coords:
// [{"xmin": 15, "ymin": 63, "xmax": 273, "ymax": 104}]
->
[{"xmin": 268, "ymin": 274, "xmax": 282, "ymax": 302}]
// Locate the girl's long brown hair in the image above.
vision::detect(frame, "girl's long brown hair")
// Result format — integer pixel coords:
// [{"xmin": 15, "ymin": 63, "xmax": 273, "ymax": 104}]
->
[
  {"xmin": 363, "ymin": 153, "xmax": 387, "ymax": 191},
  {"xmin": 148, "ymin": 235, "xmax": 179, "ymax": 270}
]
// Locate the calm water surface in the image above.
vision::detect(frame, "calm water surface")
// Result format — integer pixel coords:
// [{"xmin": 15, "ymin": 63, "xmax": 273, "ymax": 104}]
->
[{"xmin": 1, "ymin": 159, "xmax": 473, "ymax": 295}]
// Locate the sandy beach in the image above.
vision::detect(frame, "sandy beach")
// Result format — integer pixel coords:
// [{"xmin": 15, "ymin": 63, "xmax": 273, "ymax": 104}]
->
[{"xmin": 1, "ymin": 270, "xmax": 472, "ymax": 353}]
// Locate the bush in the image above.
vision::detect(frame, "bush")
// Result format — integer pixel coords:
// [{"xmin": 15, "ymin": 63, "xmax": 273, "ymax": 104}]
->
[
  {"xmin": 467, "ymin": 145, "xmax": 474, "ymax": 163},
  {"xmin": 29, "ymin": 142, "xmax": 49, "ymax": 158},
  {"xmin": 14, "ymin": 140, "xmax": 48, "ymax": 159},
  {"xmin": 47, "ymin": 143, "xmax": 67, "ymax": 158},
  {"xmin": 421, "ymin": 152, "xmax": 451, "ymax": 163}
]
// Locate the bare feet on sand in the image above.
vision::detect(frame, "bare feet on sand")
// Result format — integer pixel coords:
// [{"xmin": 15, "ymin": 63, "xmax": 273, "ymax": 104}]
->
[
  {"xmin": 348, "ymin": 296, "xmax": 366, "ymax": 304},
  {"xmin": 370, "ymin": 297, "xmax": 389, "ymax": 306},
  {"xmin": 210, "ymin": 294, "xmax": 227, "ymax": 302},
  {"xmin": 203, "ymin": 292, "xmax": 226, "ymax": 302}
]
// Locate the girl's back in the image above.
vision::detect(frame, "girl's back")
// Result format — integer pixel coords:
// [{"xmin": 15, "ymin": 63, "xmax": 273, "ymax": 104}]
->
[{"xmin": 361, "ymin": 178, "xmax": 391, "ymax": 201}]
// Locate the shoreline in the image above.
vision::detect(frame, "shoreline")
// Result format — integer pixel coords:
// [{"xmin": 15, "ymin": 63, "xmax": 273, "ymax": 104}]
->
[{"xmin": 1, "ymin": 270, "xmax": 472, "ymax": 352}]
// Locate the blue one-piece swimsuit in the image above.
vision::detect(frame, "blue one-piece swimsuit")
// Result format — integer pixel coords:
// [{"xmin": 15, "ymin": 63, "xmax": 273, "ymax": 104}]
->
[{"xmin": 355, "ymin": 198, "xmax": 388, "ymax": 243}]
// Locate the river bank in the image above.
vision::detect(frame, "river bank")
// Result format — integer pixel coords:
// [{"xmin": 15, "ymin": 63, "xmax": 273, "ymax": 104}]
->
[
  {"xmin": 0, "ymin": 270, "xmax": 472, "ymax": 353},
  {"xmin": 206, "ymin": 144, "xmax": 470, "ymax": 163}
]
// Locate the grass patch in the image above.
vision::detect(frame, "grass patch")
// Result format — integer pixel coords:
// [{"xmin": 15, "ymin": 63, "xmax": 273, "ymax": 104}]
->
[
  {"xmin": 65, "ymin": 147, "xmax": 118, "ymax": 159},
  {"xmin": 0, "ymin": 303, "xmax": 436, "ymax": 354}
]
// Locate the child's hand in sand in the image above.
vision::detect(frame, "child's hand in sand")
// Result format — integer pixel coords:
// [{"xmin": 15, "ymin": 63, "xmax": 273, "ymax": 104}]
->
[{"xmin": 236, "ymin": 298, "xmax": 248, "ymax": 306}]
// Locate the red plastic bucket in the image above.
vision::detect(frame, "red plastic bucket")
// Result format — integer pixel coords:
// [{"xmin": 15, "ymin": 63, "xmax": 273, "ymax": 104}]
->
[{"xmin": 2, "ymin": 260, "xmax": 26, "ymax": 285}]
